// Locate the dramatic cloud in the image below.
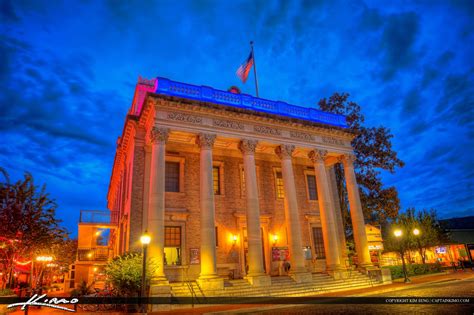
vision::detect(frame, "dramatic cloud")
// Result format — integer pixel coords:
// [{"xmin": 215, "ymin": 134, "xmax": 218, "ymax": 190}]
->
[{"xmin": 1, "ymin": 0, "xmax": 473, "ymax": 235}]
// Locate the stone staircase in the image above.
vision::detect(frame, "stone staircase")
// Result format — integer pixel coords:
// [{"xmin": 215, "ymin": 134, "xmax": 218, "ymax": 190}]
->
[{"xmin": 170, "ymin": 271, "xmax": 382, "ymax": 298}]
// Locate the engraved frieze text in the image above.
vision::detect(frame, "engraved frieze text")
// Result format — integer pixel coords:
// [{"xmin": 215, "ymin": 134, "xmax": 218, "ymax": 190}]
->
[
  {"xmin": 167, "ymin": 112, "xmax": 203, "ymax": 124},
  {"xmin": 213, "ymin": 119, "xmax": 244, "ymax": 130},
  {"xmin": 322, "ymin": 136, "xmax": 345, "ymax": 146},
  {"xmin": 290, "ymin": 131, "xmax": 315, "ymax": 141},
  {"xmin": 254, "ymin": 125, "xmax": 281, "ymax": 136}
]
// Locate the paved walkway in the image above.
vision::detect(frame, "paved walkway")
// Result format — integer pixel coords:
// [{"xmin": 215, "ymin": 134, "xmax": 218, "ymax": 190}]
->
[{"xmin": 5, "ymin": 270, "xmax": 474, "ymax": 314}]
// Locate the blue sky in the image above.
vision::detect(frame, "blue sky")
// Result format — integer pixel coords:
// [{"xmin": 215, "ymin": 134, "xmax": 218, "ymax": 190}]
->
[{"xmin": 1, "ymin": 0, "xmax": 473, "ymax": 236}]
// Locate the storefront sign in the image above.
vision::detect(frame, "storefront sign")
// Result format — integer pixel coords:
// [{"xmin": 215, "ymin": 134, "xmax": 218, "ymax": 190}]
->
[
  {"xmin": 368, "ymin": 244, "xmax": 384, "ymax": 250},
  {"xmin": 435, "ymin": 246, "xmax": 446, "ymax": 254},
  {"xmin": 366, "ymin": 224, "xmax": 384, "ymax": 251}
]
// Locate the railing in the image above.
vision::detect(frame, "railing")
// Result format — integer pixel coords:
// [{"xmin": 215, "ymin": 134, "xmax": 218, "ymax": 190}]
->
[
  {"xmin": 77, "ymin": 247, "xmax": 110, "ymax": 261},
  {"xmin": 79, "ymin": 210, "xmax": 119, "ymax": 225},
  {"xmin": 154, "ymin": 77, "xmax": 348, "ymax": 128}
]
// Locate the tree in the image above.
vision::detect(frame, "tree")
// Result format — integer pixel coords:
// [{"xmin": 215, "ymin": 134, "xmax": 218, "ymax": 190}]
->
[
  {"xmin": 0, "ymin": 168, "xmax": 68, "ymax": 288},
  {"xmin": 407, "ymin": 208, "xmax": 450, "ymax": 264},
  {"xmin": 384, "ymin": 208, "xmax": 451, "ymax": 264},
  {"xmin": 318, "ymin": 93, "xmax": 404, "ymax": 227}
]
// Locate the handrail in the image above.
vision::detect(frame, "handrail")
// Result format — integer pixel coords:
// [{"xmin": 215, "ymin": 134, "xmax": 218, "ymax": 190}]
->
[
  {"xmin": 153, "ymin": 77, "xmax": 348, "ymax": 128},
  {"xmin": 183, "ymin": 268, "xmax": 204, "ymax": 306}
]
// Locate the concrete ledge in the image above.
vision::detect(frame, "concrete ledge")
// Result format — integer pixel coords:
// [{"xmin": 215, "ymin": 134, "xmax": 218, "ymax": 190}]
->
[
  {"xmin": 289, "ymin": 271, "xmax": 313, "ymax": 283},
  {"xmin": 245, "ymin": 274, "xmax": 272, "ymax": 286}
]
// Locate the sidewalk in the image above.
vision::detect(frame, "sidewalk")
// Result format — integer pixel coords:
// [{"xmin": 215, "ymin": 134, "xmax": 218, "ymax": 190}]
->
[{"xmin": 6, "ymin": 270, "xmax": 474, "ymax": 314}]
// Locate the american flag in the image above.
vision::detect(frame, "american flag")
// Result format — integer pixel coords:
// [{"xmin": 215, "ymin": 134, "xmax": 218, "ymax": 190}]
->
[{"xmin": 236, "ymin": 51, "xmax": 254, "ymax": 83}]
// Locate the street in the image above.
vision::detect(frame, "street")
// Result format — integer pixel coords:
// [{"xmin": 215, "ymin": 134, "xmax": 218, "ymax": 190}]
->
[{"xmin": 247, "ymin": 277, "xmax": 474, "ymax": 315}]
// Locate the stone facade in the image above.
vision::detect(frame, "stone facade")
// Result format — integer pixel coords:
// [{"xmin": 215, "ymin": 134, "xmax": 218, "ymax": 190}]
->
[{"xmin": 107, "ymin": 77, "xmax": 372, "ymax": 290}]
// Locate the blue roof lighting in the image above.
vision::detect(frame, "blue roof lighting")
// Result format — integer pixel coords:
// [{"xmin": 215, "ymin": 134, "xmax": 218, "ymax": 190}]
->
[{"xmin": 154, "ymin": 77, "xmax": 348, "ymax": 128}]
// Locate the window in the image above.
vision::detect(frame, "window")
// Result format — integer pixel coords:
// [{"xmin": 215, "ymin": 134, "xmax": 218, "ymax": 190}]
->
[
  {"xmin": 215, "ymin": 226, "xmax": 219, "ymax": 247},
  {"xmin": 275, "ymin": 171, "xmax": 284, "ymax": 198},
  {"xmin": 213, "ymin": 166, "xmax": 221, "ymax": 195},
  {"xmin": 164, "ymin": 226, "xmax": 181, "ymax": 265},
  {"xmin": 240, "ymin": 167, "xmax": 246, "ymax": 196},
  {"xmin": 165, "ymin": 162, "xmax": 180, "ymax": 192},
  {"xmin": 306, "ymin": 175, "xmax": 318, "ymax": 200},
  {"xmin": 312, "ymin": 227, "xmax": 326, "ymax": 259}
]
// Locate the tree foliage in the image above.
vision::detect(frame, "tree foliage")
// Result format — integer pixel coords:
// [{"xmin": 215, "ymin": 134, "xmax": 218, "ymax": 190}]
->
[
  {"xmin": 318, "ymin": 93, "xmax": 404, "ymax": 226},
  {"xmin": 0, "ymin": 168, "xmax": 69, "ymax": 288},
  {"xmin": 383, "ymin": 208, "xmax": 450, "ymax": 263}
]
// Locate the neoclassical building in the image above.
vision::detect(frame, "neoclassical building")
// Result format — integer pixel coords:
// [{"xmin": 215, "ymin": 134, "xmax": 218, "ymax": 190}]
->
[{"xmin": 107, "ymin": 77, "xmax": 373, "ymax": 291}]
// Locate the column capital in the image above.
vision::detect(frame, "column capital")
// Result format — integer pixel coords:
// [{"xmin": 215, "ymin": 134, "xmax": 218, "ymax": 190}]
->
[
  {"xmin": 308, "ymin": 149, "xmax": 328, "ymax": 163},
  {"xmin": 341, "ymin": 154, "xmax": 356, "ymax": 166},
  {"xmin": 239, "ymin": 139, "xmax": 258, "ymax": 155},
  {"xmin": 275, "ymin": 145, "xmax": 295, "ymax": 160},
  {"xmin": 196, "ymin": 133, "xmax": 216, "ymax": 149},
  {"xmin": 150, "ymin": 127, "xmax": 170, "ymax": 144}
]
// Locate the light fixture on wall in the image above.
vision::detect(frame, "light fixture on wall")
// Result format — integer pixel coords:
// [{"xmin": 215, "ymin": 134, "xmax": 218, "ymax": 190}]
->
[
  {"xmin": 272, "ymin": 234, "xmax": 279, "ymax": 246},
  {"xmin": 232, "ymin": 235, "xmax": 238, "ymax": 245}
]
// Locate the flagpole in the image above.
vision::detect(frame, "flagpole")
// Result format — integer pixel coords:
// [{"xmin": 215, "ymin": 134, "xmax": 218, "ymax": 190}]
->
[{"xmin": 250, "ymin": 41, "xmax": 259, "ymax": 97}]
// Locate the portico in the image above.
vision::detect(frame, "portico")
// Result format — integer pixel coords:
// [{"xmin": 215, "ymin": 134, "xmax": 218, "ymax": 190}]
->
[{"xmin": 107, "ymin": 77, "xmax": 373, "ymax": 293}]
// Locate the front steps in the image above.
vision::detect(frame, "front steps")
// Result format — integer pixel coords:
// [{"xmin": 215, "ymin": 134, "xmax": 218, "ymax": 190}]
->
[{"xmin": 170, "ymin": 271, "xmax": 383, "ymax": 298}]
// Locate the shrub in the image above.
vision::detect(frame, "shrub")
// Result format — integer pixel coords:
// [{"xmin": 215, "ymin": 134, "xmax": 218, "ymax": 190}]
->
[
  {"xmin": 386, "ymin": 263, "xmax": 442, "ymax": 279},
  {"xmin": 0, "ymin": 289, "xmax": 14, "ymax": 296},
  {"xmin": 105, "ymin": 252, "xmax": 157, "ymax": 297}
]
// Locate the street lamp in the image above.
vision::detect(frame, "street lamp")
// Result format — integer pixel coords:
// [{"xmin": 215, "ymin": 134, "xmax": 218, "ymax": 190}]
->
[
  {"xmin": 393, "ymin": 230, "xmax": 410, "ymax": 283},
  {"xmin": 140, "ymin": 231, "xmax": 151, "ymax": 313}
]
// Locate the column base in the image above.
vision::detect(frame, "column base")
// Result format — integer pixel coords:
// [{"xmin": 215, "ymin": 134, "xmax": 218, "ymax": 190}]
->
[
  {"xmin": 289, "ymin": 271, "xmax": 313, "ymax": 283},
  {"xmin": 245, "ymin": 274, "xmax": 272, "ymax": 286},
  {"xmin": 326, "ymin": 263, "xmax": 345, "ymax": 272},
  {"xmin": 197, "ymin": 275, "xmax": 224, "ymax": 290}
]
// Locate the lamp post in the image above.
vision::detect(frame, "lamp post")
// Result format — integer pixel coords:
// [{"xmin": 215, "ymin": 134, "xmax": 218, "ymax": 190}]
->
[
  {"xmin": 393, "ymin": 230, "xmax": 410, "ymax": 283},
  {"xmin": 140, "ymin": 232, "xmax": 151, "ymax": 313}
]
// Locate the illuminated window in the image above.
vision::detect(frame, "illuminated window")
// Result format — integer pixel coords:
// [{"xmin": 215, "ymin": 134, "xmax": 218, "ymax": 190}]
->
[
  {"xmin": 312, "ymin": 227, "xmax": 325, "ymax": 259},
  {"xmin": 240, "ymin": 167, "xmax": 246, "ymax": 196},
  {"xmin": 165, "ymin": 162, "xmax": 180, "ymax": 192},
  {"xmin": 164, "ymin": 226, "xmax": 181, "ymax": 265},
  {"xmin": 213, "ymin": 166, "xmax": 221, "ymax": 195},
  {"xmin": 275, "ymin": 171, "xmax": 284, "ymax": 199},
  {"xmin": 306, "ymin": 175, "xmax": 318, "ymax": 200}
]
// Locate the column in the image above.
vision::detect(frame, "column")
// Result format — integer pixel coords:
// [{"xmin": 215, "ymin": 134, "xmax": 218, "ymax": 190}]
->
[
  {"xmin": 308, "ymin": 150, "xmax": 341, "ymax": 271},
  {"xmin": 275, "ymin": 145, "xmax": 312, "ymax": 283},
  {"xmin": 327, "ymin": 165, "xmax": 347, "ymax": 265},
  {"xmin": 196, "ymin": 133, "xmax": 224, "ymax": 290},
  {"xmin": 239, "ymin": 139, "xmax": 271, "ymax": 286},
  {"xmin": 342, "ymin": 154, "xmax": 372, "ymax": 267},
  {"xmin": 148, "ymin": 127, "xmax": 169, "ymax": 282}
]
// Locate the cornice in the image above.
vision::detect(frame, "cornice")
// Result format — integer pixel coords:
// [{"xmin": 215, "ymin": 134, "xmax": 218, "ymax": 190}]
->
[{"xmin": 151, "ymin": 96, "xmax": 354, "ymax": 140}]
